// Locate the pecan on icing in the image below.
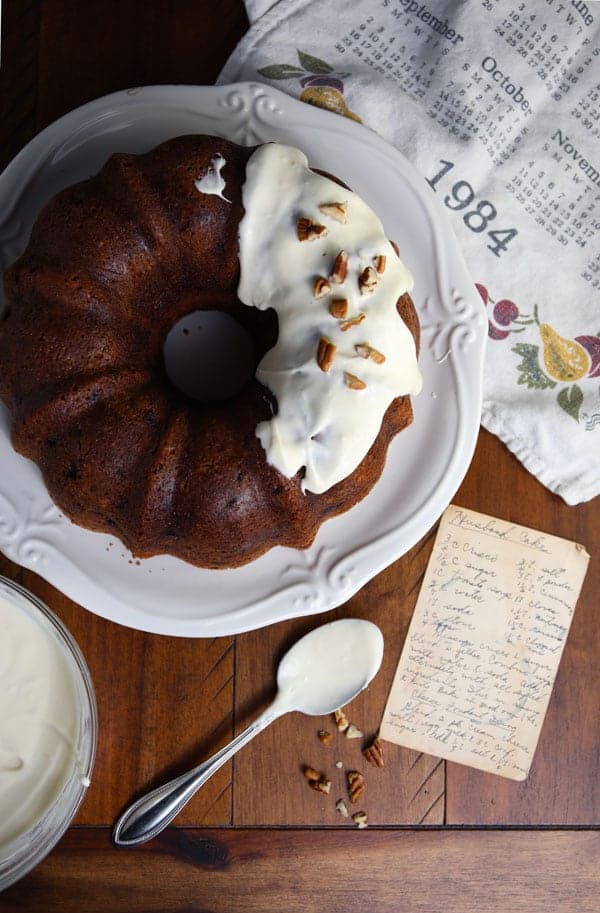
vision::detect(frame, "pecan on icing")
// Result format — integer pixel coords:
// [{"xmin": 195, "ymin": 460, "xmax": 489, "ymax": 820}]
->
[
  {"xmin": 330, "ymin": 250, "xmax": 349, "ymax": 284},
  {"xmin": 329, "ymin": 298, "xmax": 349, "ymax": 319},
  {"xmin": 355, "ymin": 343, "xmax": 386, "ymax": 364},
  {"xmin": 373, "ymin": 255, "xmax": 387, "ymax": 274},
  {"xmin": 297, "ymin": 217, "xmax": 328, "ymax": 241},
  {"xmin": 340, "ymin": 313, "xmax": 366, "ymax": 332},
  {"xmin": 317, "ymin": 337, "xmax": 336, "ymax": 373},
  {"xmin": 359, "ymin": 266, "xmax": 378, "ymax": 295},
  {"xmin": 319, "ymin": 201, "xmax": 348, "ymax": 223},
  {"xmin": 344, "ymin": 372, "xmax": 367, "ymax": 391},
  {"xmin": 313, "ymin": 277, "xmax": 332, "ymax": 298}
]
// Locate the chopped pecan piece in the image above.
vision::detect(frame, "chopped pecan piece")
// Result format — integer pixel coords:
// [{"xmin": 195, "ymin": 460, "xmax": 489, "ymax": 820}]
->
[
  {"xmin": 334, "ymin": 709, "xmax": 349, "ymax": 733},
  {"xmin": 340, "ymin": 313, "xmax": 366, "ymax": 332},
  {"xmin": 335, "ymin": 760, "xmax": 343, "ymax": 769},
  {"xmin": 317, "ymin": 337, "xmax": 336, "ymax": 373},
  {"xmin": 330, "ymin": 250, "xmax": 348, "ymax": 284},
  {"xmin": 304, "ymin": 766, "xmax": 331, "ymax": 794},
  {"xmin": 319, "ymin": 201, "xmax": 348, "ymax": 223},
  {"xmin": 329, "ymin": 298, "xmax": 349, "ymax": 319},
  {"xmin": 303, "ymin": 765, "xmax": 321, "ymax": 783},
  {"xmin": 363, "ymin": 737, "xmax": 384, "ymax": 768},
  {"xmin": 344, "ymin": 372, "xmax": 367, "ymax": 391},
  {"xmin": 312, "ymin": 776, "xmax": 331, "ymax": 795},
  {"xmin": 359, "ymin": 266, "xmax": 378, "ymax": 295},
  {"xmin": 313, "ymin": 277, "xmax": 332, "ymax": 298},
  {"xmin": 347, "ymin": 770, "xmax": 365, "ymax": 804},
  {"xmin": 297, "ymin": 217, "xmax": 327, "ymax": 242},
  {"xmin": 346, "ymin": 723, "xmax": 364, "ymax": 739},
  {"xmin": 318, "ymin": 729, "xmax": 332, "ymax": 746},
  {"xmin": 352, "ymin": 811, "xmax": 368, "ymax": 829},
  {"xmin": 355, "ymin": 343, "xmax": 386, "ymax": 364},
  {"xmin": 373, "ymin": 255, "xmax": 387, "ymax": 274},
  {"xmin": 336, "ymin": 798, "xmax": 349, "ymax": 818}
]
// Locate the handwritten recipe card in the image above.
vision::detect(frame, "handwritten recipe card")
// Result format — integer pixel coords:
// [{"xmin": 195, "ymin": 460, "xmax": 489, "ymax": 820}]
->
[{"xmin": 380, "ymin": 506, "xmax": 589, "ymax": 781}]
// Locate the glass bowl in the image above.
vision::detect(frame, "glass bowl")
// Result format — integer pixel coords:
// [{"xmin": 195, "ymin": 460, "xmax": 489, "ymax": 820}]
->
[{"xmin": 0, "ymin": 575, "xmax": 97, "ymax": 891}]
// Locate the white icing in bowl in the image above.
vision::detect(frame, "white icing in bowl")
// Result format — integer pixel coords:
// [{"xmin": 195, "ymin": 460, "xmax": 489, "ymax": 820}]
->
[{"xmin": 0, "ymin": 577, "xmax": 96, "ymax": 891}]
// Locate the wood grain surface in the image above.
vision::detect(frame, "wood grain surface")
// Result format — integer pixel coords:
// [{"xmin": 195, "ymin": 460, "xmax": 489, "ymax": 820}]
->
[
  {"xmin": 233, "ymin": 531, "xmax": 445, "ymax": 826},
  {"xmin": 2, "ymin": 829, "xmax": 599, "ymax": 913},
  {"xmin": 0, "ymin": 0, "xmax": 599, "ymax": 907},
  {"xmin": 0, "ymin": 0, "xmax": 598, "ymax": 832}
]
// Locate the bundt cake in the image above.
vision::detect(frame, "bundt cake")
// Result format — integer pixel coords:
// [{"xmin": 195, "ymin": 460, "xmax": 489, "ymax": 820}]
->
[{"xmin": 0, "ymin": 136, "xmax": 421, "ymax": 569}]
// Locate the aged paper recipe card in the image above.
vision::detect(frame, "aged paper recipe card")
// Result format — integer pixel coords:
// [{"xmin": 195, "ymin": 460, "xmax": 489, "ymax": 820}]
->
[{"xmin": 380, "ymin": 506, "xmax": 589, "ymax": 780}]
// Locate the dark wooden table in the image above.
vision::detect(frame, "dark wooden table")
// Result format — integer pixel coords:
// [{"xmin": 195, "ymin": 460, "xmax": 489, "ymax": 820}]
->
[{"xmin": 1, "ymin": 2, "xmax": 598, "ymax": 910}]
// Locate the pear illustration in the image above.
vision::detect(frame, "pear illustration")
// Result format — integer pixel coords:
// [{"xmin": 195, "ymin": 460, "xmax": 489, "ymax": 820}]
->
[
  {"xmin": 539, "ymin": 323, "xmax": 590, "ymax": 382},
  {"xmin": 300, "ymin": 86, "xmax": 362, "ymax": 122}
]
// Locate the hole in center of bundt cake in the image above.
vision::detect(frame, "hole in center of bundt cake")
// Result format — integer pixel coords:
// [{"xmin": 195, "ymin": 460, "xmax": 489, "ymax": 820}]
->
[{"xmin": 163, "ymin": 310, "xmax": 255, "ymax": 402}]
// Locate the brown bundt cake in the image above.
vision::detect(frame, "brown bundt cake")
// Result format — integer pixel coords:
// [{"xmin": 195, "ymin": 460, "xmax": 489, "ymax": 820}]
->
[{"xmin": 0, "ymin": 136, "xmax": 421, "ymax": 569}]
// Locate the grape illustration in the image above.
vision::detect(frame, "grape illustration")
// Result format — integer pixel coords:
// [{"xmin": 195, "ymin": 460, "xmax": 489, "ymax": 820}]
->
[
  {"xmin": 488, "ymin": 321, "xmax": 509, "ymax": 340},
  {"xmin": 493, "ymin": 299, "xmax": 519, "ymax": 326},
  {"xmin": 475, "ymin": 283, "xmax": 488, "ymax": 305}
]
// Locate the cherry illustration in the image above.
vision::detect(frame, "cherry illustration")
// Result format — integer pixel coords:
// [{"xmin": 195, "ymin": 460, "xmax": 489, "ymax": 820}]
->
[
  {"xmin": 475, "ymin": 283, "xmax": 488, "ymax": 306},
  {"xmin": 493, "ymin": 299, "xmax": 519, "ymax": 326},
  {"xmin": 488, "ymin": 321, "xmax": 509, "ymax": 340}
]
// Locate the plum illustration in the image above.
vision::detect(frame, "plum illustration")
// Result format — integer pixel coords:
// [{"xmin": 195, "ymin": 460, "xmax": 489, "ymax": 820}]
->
[
  {"xmin": 300, "ymin": 75, "xmax": 345, "ymax": 92},
  {"xmin": 575, "ymin": 334, "xmax": 600, "ymax": 378},
  {"xmin": 493, "ymin": 299, "xmax": 519, "ymax": 326}
]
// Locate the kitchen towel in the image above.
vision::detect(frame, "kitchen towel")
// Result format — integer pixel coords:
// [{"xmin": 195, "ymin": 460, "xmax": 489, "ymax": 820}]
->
[{"xmin": 219, "ymin": 0, "xmax": 600, "ymax": 504}]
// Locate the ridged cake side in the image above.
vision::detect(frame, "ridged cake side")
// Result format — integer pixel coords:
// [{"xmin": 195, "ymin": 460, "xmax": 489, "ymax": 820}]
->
[{"xmin": 0, "ymin": 135, "xmax": 419, "ymax": 568}]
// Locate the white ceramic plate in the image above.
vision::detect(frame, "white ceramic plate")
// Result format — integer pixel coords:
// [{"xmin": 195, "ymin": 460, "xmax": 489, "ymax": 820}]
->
[{"xmin": 0, "ymin": 83, "xmax": 486, "ymax": 636}]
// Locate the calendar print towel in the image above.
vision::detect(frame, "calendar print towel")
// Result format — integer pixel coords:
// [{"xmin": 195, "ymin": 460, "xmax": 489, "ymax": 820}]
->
[{"xmin": 219, "ymin": 0, "xmax": 600, "ymax": 505}]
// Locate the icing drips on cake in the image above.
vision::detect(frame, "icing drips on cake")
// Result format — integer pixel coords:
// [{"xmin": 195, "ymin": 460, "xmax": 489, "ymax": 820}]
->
[
  {"xmin": 238, "ymin": 143, "xmax": 422, "ymax": 495},
  {"xmin": 194, "ymin": 154, "xmax": 231, "ymax": 203}
]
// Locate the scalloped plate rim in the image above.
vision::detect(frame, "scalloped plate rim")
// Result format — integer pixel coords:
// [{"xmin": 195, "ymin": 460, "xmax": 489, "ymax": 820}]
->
[{"xmin": 0, "ymin": 82, "xmax": 485, "ymax": 637}]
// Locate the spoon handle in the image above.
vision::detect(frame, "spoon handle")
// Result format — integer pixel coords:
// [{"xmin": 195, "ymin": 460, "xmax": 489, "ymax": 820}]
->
[{"xmin": 113, "ymin": 703, "xmax": 281, "ymax": 846}]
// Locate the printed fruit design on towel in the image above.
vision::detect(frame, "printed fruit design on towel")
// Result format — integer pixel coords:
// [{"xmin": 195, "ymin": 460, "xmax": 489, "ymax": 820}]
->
[
  {"xmin": 257, "ymin": 50, "xmax": 362, "ymax": 123},
  {"xmin": 300, "ymin": 84, "xmax": 361, "ymax": 122},
  {"xmin": 477, "ymin": 283, "xmax": 535, "ymax": 342},
  {"xmin": 476, "ymin": 281, "xmax": 599, "ymax": 424},
  {"xmin": 539, "ymin": 324, "xmax": 588, "ymax": 382},
  {"xmin": 573, "ymin": 335, "xmax": 600, "ymax": 379}
]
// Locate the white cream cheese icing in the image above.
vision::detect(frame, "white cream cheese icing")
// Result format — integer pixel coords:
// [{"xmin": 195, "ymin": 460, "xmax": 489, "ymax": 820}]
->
[
  {"xmin": 0, "ymin": 595, "xmax": 80, "ymax": 848},
  {"xmin": 237, "ymin": 143, "xmax": 422, "ymax": 494},
  {"xmin": 276, "ymin": 619, "xmax": 383, "ymax": 716},
  {"xmin": 194, "ymin": 153, "xmax": 231, "ymax": 203}
]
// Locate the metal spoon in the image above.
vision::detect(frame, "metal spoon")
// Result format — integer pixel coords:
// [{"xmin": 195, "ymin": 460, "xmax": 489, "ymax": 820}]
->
[{"xmin": 113, "ymin": 618, "xmax": 383, "ymax": 846}]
